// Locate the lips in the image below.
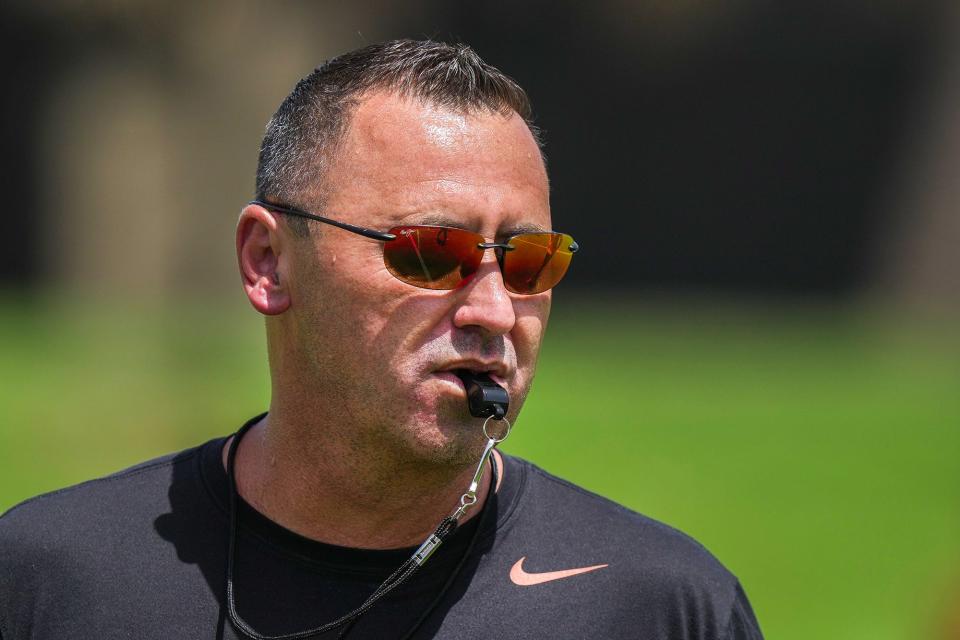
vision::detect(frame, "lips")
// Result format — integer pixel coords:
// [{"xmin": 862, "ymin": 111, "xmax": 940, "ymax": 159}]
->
[{"xmin": 433, "ymin": 361, "xmax": 511, "ymax": 388}]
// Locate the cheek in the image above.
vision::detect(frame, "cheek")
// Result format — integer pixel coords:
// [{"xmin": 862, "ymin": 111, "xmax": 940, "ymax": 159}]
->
[
  {"xmin": 315, "ymin": 246, "xmax": 407, "ymax": 335},
  {"xmin": 338, "ymin": 280, "xmax": 454, "ymax": 382},
  {"xmin": 378, "ymin": 295, "xmax": 455, "ymax": 362},
  {"xmin": 291, "ymin": 249, "xmax": 397, "ymax": 360}
]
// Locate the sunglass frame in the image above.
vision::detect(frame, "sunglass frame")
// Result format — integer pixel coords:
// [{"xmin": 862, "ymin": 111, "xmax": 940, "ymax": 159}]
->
[{"xmin": 250, "ymin": 199, "xmax": 578, "ymax": 292}]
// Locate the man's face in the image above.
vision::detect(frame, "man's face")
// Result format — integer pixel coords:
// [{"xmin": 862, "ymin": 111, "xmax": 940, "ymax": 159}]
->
[{"xmin": 282, "ymin": 90, "xmax": 552, "ymax": 465}]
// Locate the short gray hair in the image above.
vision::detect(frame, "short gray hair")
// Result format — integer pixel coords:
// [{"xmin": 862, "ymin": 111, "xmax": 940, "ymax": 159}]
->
[{"xmin": 255, "ymin": 39, "xmax": 543, "ymax": 237}]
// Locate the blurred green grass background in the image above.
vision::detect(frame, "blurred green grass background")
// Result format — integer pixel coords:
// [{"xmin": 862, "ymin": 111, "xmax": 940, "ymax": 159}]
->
[{"xmin": 1, "ymin": 294, "xmax": 957, "ymax": 640}]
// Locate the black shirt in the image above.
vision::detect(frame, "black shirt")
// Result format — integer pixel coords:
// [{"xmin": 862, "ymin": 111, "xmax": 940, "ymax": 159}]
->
[{"xmin": 0, "ymin": 420, "xmax": 763, "ymax": 639}]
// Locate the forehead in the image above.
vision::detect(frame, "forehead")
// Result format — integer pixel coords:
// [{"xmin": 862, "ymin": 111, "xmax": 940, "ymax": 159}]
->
[{"xmin": 322, "ymin": 91, "xmax": 550, "ymax": 233}]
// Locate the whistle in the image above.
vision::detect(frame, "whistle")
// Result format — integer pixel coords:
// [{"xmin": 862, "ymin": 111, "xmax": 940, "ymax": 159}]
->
[{"xmin": 454, "ymin": 370, "xmax": 509, "ymax": 420}]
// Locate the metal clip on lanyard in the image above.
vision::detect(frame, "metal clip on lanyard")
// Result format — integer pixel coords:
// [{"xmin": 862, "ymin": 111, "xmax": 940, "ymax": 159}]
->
[{"xmin": 412, "ymin": 413, "xmax": 511, "ymax": 567}]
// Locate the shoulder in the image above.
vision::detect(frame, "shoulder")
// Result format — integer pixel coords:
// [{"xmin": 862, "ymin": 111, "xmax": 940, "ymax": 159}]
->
[
  {"xmin": 1, "ymin": 446, "xmax": 201, "ymax": 532},
  {"xmin": 501, "ymin": 455, "xmax": 756, "ymax": 634},
  {"xmin": 0, "ymin": 445, "xmax": 207, "ymax": 575},
  {"xmin": 0, "ymin": 441, "xmax": 228, "ymax": 636},
  {"xmin": 510, "ymin": 455, "xmax": 731, "ymax": 574}
]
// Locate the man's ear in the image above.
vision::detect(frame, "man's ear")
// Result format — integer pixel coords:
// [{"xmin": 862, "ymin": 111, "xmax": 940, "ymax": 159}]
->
[{"xmin": 236, "ymin": 204, "xmax": 291, "ymax": 315}]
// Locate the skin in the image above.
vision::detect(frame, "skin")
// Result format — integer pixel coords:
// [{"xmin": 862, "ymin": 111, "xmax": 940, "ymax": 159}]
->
[{"xmin": 233, "ymin": 90, "xmax": 552, "ymax": 549}]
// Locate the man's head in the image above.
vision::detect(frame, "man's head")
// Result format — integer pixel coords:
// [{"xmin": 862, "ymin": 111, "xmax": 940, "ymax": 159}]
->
[{"xmin": 237, "ymin": 40, "xmax": 564, "ymax": 469}]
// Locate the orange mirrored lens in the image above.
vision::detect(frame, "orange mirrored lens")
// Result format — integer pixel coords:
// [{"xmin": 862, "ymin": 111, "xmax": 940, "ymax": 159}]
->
[
  {"xmin": 501, "ymin": 233, "xmax": 576, "ymax": 294},
  {"xmin": 383, "ymin": 226, "xmax": 484, "ymax": 289},
  {"xmin": 383, "ymin": 226, "xmax": 576, "ymax": 293}
]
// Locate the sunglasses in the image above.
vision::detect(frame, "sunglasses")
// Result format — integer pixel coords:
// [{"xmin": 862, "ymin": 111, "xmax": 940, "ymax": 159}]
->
[{"xmin": 252, "ymin": 200, "xmax": 578, "ymax": 294}]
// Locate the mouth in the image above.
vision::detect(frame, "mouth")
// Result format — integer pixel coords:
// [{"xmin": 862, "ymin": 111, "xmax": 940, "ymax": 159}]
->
[{"xmin": 433, "ymin": 363, "xmax": 510, "ymax": 391}]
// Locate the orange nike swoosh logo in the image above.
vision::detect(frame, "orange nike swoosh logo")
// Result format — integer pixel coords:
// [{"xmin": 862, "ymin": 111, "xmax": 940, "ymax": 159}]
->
[{"xmin": 509, "ymin": 556, "xmax": 609, "ymax": 586}]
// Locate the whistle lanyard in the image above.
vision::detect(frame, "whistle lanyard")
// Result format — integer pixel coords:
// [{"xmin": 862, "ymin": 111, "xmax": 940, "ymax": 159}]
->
[{"xmin": 223, "ymin": 416, "xmax": 511, "ymax": 640}]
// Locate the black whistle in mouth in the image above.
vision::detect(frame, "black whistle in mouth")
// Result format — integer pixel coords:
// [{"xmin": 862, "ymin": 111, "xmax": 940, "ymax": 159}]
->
[{"xmin": 455, "ymin": 370, "xmax": 509, "ymax": 420}]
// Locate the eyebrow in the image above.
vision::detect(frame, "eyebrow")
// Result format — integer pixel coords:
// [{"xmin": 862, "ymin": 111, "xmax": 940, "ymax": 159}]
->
[{"xmin": 402, "ymin": 213, "xmax": 550, "ymax": 236}]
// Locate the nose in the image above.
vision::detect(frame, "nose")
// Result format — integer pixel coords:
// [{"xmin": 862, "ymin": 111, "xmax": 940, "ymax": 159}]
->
[{"xmin": 452, "ymin": 256, "xmax": 516, "ymax": 337}]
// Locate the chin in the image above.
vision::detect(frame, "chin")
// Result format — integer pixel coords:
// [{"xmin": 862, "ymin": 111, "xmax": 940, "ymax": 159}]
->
[{"xmin": 398, "ymin": 408, "xmax": 488, "ymax": 467}]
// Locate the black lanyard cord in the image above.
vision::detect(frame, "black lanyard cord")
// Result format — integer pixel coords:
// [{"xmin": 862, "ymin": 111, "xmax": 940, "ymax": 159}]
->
[
  {"xmin": 338, "ymin": 452, "xmax": 499, "ymax": 640},
  {"xmin": 223, "ymin": 420, "xmax": 499, "ymax": 640},
  {"xmin": 392, "ymin": 455, "xmax": 498, "ymax": 640}
]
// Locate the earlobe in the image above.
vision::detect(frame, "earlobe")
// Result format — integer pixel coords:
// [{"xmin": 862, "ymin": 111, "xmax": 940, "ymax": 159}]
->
[{"xmin": 236, "ymin": 205, "xmax": 291, "ymax": 316}]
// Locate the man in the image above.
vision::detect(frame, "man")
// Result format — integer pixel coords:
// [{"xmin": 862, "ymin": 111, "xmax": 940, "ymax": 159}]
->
[{"xmin": 0, "ymin": 40, "xmax": 762, "ymax": 639}]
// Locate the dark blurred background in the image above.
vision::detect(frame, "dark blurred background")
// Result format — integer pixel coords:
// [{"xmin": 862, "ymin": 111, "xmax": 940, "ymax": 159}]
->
[
  {"xmin": 2, "ymin": 2, "xmax": 958, "ymax": 640},
  {"xmin": 2, "ymin": 0, "xmax": 958, "ymax": 306}
]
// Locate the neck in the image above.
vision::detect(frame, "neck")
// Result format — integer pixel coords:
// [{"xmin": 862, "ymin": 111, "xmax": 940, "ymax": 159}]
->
[{"xmin": 224, "ymin": 411, "xmax": 500, "ymax": 549}]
